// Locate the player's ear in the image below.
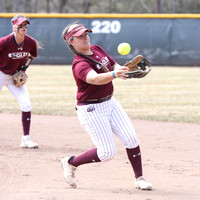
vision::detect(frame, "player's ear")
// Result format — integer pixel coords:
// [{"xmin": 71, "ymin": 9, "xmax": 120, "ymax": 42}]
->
[
  {"xmin": 12, "ymin": 26, "xmax": 16, "ymax": 32},
  {"xmin": 68, "ymin": 38, "xmax": 73, "ymax": 45}
]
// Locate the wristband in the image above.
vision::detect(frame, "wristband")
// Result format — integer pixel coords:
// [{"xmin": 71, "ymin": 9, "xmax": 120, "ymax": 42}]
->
[{"xmin": 112, "ymin": 71, "xmax": 117, "ymax": 78}]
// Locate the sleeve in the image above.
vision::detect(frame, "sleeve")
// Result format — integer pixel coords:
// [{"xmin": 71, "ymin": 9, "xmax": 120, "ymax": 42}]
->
[
  {"xmin": 0, "ymin": 38, "xmax": 6, "ymax": 65},
  {"xmin": 29, "ymin": 39, "xmax": 37, "ymax": 57},
  {"xmin": 0, "ymin": 37, "xmax": 5, "ymax": 53},
  {"xmin": 73, "ymin": 61, "xmax": 93, "ymax": 82}
]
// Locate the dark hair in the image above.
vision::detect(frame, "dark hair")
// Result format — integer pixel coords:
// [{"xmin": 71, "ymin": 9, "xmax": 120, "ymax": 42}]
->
[
  {"xmin": 62, "ymin": 25, "xmax": 71, "ymax": 41},
  {"xmin": 62, "ymin": 23, "xmax": 109, "ymax": 72}
]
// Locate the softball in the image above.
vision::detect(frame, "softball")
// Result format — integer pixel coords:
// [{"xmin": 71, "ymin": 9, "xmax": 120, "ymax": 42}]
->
[{"xmin": 117, "ymin": 42, "xmax": 131, "ymax": 55}]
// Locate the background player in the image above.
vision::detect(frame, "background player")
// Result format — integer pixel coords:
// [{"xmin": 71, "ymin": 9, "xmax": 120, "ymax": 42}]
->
[
  {"xmin": 0, "ymin": 15, "xmax": 38, "ymax": 148},
  {"xmin": 61, "ymin": 23, "xmax": 152, "ymax": 190}
]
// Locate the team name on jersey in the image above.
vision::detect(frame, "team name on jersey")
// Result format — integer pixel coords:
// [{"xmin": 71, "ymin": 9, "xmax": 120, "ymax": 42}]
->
[
  {"xmin": 96, "ymin": 56, "xmax": 110, "ymax": 70},
  {"xmin": 8, "ymin": 52, "xmax": 28, "ymax": 59},
  {"xmin": 101, "ymin": 56, "xmax": 109, "ymax": 66}
]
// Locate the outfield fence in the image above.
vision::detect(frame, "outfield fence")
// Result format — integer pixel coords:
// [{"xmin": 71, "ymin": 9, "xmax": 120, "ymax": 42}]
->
[{"xmin": 1, "ymin": 13, "xmax": 200, "ymax": 66}]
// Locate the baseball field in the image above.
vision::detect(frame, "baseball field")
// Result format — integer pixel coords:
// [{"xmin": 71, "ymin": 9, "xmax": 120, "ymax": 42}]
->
[{"xmin": 0, "ymin": 65, "xmax": 200, "ymax": 200}]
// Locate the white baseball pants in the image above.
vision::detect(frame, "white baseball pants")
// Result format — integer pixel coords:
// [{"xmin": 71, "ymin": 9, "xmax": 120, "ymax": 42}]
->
[
  {"xmin": 76, "ymin": 97, "xmax": 140, "ymax": 162},
  {"xmin": 0, "ymin": 71, "xmax": 31, "ymax": 112}
]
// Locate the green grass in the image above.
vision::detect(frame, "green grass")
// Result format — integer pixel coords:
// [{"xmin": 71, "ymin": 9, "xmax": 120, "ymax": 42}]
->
[{"xmin": 0, "ymin": 65, "xmax": 200, "ymax": 123}]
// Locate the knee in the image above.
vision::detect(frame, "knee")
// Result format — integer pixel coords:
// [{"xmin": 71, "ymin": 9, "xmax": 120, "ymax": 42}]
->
[
  {"xmin": 20, "ymin": 102, "xmax": 31, "ymax": 112},
  {"xmin": 124, "ymin": 135, "xmax": 140, "ymax": 149},
  {"xmin": 98, "ymin": 149, "xmax": 116, "ymax": 162}
]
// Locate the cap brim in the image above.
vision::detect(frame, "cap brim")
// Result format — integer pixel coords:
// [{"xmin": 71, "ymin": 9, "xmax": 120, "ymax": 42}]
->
[
  {"xmin": 73, "ymin": 28, "xmax": 92, "ymax": 37},
  {"xmin": 15, "ymin": 19, "xmax": 30, "ymax": 26}
]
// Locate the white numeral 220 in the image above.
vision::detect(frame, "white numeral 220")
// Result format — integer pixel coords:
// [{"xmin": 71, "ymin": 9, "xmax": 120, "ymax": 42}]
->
[{"xmin": 91, "ymin": 20, "xmax": 121, "ymax": 34}]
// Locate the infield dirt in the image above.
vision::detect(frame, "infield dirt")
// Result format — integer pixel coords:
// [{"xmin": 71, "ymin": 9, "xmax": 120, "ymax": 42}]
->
[{"xmin": 0, "ymin": 113, "xmax": 199, "ymax": 200}]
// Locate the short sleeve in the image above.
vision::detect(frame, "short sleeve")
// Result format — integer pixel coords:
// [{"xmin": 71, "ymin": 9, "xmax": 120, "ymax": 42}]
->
[
  {"xmin": 73, "ymin": 61, "xmax": 93, "ymax": 82},
  {"xmin": 30, "ymin": 39, "xmax": 37, "ymax": 57}
]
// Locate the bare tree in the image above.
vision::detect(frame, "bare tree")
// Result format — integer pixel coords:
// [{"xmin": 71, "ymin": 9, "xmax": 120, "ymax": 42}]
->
[
  {"xmin": 82, "ymin": 0, "xmax": 92, "ymax": 13},
  {"xmin": 139, "ymin": 0, "xmax": 152, "ymax": 13},
  {"xmin": 13, "ymin": 0, "xmax": 18, "ymax": 12},
  {"xmin": 157, "ymin": 0, "xmax": 162, "ymax": 13},
  {"xmin": 108, "ymin": 0, "xmax": 112, "ymax": 13},
  {"xmin": 5, "ymin": 0, "xmax": 13, "ymax": 12},
  {"xmin": 0, "ymin": 0, "xmax": 3, "ymax": 12},
  {"xmin": 24, "ymin": 0, "xmax": 32, "ymax": 13},
  {"xmin": 172, "ymin": 0, "xmax": 179, "ymax": 13},
  {"xmin": 46, "ymin": 0, "xmax": 50, "ymax": 13},
  {"xmin": 59, "ymin": 0, "xmax": 68, "ymax": 13},
  {"xmin": 1, "ymin": 0, "xmax": 200, "ymax": 14},
  {"xmin": 33, "ymin": 0, "xmax": 38, "ymax": 13}
]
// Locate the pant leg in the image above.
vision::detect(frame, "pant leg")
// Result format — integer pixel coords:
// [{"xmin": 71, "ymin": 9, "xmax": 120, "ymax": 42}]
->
[
  {"xmin": 109, "ymin": 97, "xmax": 143, "ymax": 178},
  {"xmin": 0, "ymin": 71, "xmax": 32, "ymax": 135},
  {"xmin": 110, "ymin": 97, "xmax": 140, "ymax": 148},
  {"xmin": 0, "ymin": 71, "xmax": 7, "ymax": 91},
  {"xmin": 7, "ymin": 79, "xmax": 31, "ymax": 112},
  {"xmin": 76, "ymin": 101, "xmax": 116, "ymax": 162}
]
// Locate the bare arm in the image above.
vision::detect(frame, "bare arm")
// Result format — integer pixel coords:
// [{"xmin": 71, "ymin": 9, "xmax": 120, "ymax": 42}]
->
[
  {"xmin": 112, "ymin": 62, "xmax": 123, "ymax": 70},
  {"xmin": 86, "ymin": 63, "xmax": 129, "ymax": 85}
]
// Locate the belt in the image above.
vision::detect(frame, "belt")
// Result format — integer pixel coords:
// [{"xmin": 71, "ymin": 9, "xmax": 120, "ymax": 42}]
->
[{"xmin": 85, "ymin": 93, "xmax": 113, "ymax": 104}]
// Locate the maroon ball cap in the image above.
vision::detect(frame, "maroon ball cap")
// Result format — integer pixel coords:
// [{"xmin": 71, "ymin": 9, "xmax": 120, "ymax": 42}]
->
[
  {"xmin": 12, "ymin": 15, "xmax": 30, "ymax": 26},
  {"xmin": 64, "ymin": 24, "xmax": 92, "ymax": 41}
]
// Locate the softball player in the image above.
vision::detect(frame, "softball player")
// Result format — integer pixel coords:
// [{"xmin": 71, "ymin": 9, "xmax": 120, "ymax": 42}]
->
[
  {"xmin": 0, "ymin": 15, "xmax": 38, "ymax": 149},
  {"xmin": 61, "ymin": 24, "xmax": 152, "ymax": 190}
]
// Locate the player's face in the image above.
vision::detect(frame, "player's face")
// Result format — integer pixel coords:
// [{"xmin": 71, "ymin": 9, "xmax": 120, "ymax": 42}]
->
[
  {"xmin": 70, "ymin": 32, "xmax": 91, "ymax": 53},
  {"xmin": 14, "ymin": 22, "xmax": 28, "ymax": 36}
]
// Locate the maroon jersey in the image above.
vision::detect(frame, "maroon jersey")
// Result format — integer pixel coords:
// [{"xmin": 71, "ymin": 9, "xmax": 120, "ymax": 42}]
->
[
  {"xmin": 72, "ymin": 45, "xmax": 116, "ymax": 104},
  {"xmin": 0, "ymin": 33, "xmax": 37, "ymax": 75}
]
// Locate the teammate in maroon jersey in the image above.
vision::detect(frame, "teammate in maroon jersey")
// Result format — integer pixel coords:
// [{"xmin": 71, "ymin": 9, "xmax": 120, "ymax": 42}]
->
[
  {"xmin": 0, "ymin": 15, "xmax": 38, "ymax": 148},
  {"xmin": 60, "ymin": 24, "xmax": 152, "ymax": 190}
]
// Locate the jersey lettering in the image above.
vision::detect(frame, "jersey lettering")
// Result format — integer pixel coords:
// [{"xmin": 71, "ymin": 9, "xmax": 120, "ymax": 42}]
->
[
  {"xmin": 8, "ymin": 52, "xmax": 28, "ymax": 59},
  {"xmin": 96, "ymin": 64, "xmax": 101, "ymax": 70},
  {"xmin": 101, "ymin": 56, "xmax": 109, "ymax": 66}
]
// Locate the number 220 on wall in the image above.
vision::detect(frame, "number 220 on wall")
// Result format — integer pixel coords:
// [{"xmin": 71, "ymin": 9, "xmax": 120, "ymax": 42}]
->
[{"xmin": 91, "ymin": 20, "xmax": 121, "ymax": 34}]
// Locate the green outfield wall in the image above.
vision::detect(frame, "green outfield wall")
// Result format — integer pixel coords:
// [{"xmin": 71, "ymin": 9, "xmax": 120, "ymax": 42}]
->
[{"xmin": 1, "ymin": 13, "xmax": 200, "ymax": 66}]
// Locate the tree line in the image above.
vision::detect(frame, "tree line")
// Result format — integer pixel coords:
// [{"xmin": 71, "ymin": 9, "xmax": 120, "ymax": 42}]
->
[{"xmin": 0, "ymin": 0, "xmax": 200, "ymax": 13}]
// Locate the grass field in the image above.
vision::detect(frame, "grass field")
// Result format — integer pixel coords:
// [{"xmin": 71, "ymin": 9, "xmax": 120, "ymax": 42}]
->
[{"xmin": 0, "ymin": 65, "xmax": 199, "ymax": 123}]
